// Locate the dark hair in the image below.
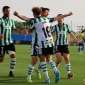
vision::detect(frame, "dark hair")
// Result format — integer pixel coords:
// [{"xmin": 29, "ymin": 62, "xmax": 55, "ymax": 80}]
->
[
  {"xmin": 41, "ymin": 7, "xmax": 50, "ymax": 12},
  {"xmin": 57, "ymin": 14, "xmax": 62, "ymax": 16},
  {"xmin": 32, "ymin": 7, "xmax": 42, "ymax": 15},
  {"xmin": 2, "ymin": 6, "xmax": 10, "ymax": 11},
  {"xmin": 81, "ymin": 30, "xmax": 85, "ymax": 33}
]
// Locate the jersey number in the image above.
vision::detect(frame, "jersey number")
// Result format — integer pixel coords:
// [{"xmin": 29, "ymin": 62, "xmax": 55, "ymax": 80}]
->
[{"xmin": 42, "ymin": 26, "xmax": 51, "ymax": 38}]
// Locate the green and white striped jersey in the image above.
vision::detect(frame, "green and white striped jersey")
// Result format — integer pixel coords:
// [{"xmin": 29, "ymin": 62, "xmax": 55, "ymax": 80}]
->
[
  {"xmin": 51, "ymin": 24, "xmax": 71, "ymax": 45},
  {"xmin": 0, "ymin": 17, "xmax": 16, "ymax": 46},
  {"xmin": 30, "ymin": 17, "xmax": 54, "ymax": 48},
  {"xmin": 30, "ymin": 18, "xmax": 53, "ymax": 45}
]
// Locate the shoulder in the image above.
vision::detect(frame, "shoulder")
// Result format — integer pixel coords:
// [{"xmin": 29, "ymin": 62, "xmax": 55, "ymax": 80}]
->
[
  {"xmin": 64, "ymin": 24, "xmax": 70, "ymax": 28},
  {"xmin": 82, "ymin": 33, "xmax": 84, "ymax": 36},
  {"xmin": 64, "ymin": 24, "xmax": 69, "ymax": 27},
  {"xmin": 41, "ymin": 17, "xmax": 47, "ymax": 20}
]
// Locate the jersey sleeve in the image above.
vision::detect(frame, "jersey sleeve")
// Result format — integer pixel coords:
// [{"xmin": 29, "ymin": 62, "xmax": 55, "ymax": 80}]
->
[
  {"xmin": 51, "ymin": 25, "xmax": 56, "ymax": 33},
  {"xmin": 30, "ymin": 19, "xmax": 35, "ymax": 29},
  {"xmin": 48, "ymin": 18, "xmax": 54, "ymax": 22},
  {"xmin": 12, "ymin": 20, "xmax": 16, "ymax": 29},
  {"xmin": 66, "ymin": 24, "xmax": 71, "ymax": 33}
]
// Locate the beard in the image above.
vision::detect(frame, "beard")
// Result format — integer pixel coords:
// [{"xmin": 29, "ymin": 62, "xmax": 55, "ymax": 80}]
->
[{"xmin": 4, "ymin": 14, "xmax": 10, "ymax": 18}]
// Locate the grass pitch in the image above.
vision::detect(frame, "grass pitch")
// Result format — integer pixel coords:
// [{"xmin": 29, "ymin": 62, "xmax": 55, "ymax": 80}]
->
[{"xmin": 0, "ymin": 45, "xmax": 85, "ymax": 85}]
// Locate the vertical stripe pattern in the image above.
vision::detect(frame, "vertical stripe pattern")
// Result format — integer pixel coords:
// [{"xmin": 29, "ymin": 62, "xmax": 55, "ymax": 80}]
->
[{"xmin": 0, "ymin": 17, "xmax": 15, "ymax": 46}]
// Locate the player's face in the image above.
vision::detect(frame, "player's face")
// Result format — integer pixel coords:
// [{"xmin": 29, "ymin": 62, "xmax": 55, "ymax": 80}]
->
[
  {"xmin": 41, "ymin": 10, "xmax": 49, "ymax": 17},
  {"xmin": 57, "ymin": 18, "xmax": 64, "ymax": 25},
  {"xmin": 3, "ymin": 8, "xmax": 10, "ymax": 17}
]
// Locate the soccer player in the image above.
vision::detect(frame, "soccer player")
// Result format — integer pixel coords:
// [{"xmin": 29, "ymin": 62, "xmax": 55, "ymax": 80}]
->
[
  {"xmin": 51, "ymin": 14, "xmax": 79, "ymax": 79},
  {"xmin": 14, "ymin": 7, "xmax": 61, "ymax": 83},
  {"xmin": 41, "ymin": 7, "xmax": 73, "ymax": 22},
  {"xmin": 0, "ymin": 6, "xmax": 27, "ymax": 77},
  {"xmin": 35, "ymin": 7, "xmax": 73, "ymax": 76},
  {"xmin": 78, "ymin": 30, "xmax": 85, "ymax": 54}
]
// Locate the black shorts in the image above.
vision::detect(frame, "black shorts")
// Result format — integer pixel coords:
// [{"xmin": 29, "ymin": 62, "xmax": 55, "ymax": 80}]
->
[
  {"xmin": 55, "ymin": 45, "xmax": 69, "ymax": 54},
  {"xmin": 0, "ymin": 43, "xmax": 15, "ymax": 57},
  {"xmin": 39, "ymin": 47, "xmax": 54, "ymax": 56}
]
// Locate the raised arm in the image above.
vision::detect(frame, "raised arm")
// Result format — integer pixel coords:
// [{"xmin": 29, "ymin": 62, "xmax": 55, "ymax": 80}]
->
[
  {"xmin": 14, "ymin": 11, "xmax": 30, "ymax": 23},
  {"xmin": 53, "ymin": 12, "xmax": 73, "ymax": 21}
]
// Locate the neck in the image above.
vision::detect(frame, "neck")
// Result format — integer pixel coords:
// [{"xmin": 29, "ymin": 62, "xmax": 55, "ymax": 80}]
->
[
  {"xmin": 3, "ymin": 16, "xmax": 9, "ymax": 20},
  {"xmin": 35, "ymin": 15, "xmax": 41, "ymax": 18},
  {"xmin": 58, "ymin": 23, "xmax": 64, "ymax": 26}
]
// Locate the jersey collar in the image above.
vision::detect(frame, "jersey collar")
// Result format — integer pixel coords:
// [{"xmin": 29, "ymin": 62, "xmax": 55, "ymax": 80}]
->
[{"xmin": 2, "ymin": 16, "xmax": 10, "ymax": 19}]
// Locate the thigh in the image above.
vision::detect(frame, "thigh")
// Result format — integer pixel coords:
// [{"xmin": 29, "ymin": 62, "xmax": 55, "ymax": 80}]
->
[
  {"xmin": 0, "ymin": 46, "xmax": 5, "ymax": 57},
  {"xmin": 55, "ymin": 52, "xmax": 62, "ymax": 60},
  {"xmin": 31, "ymin": 44, "xmax": 39, "ymax": 56},
  {"xmin": 62, "ymin": 53, "xmax": 70, "ymax": 63}
]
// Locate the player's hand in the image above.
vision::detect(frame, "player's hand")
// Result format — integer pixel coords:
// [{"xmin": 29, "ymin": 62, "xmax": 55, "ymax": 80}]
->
[
  {"xmin": 77, "ymin": 39, "xmax": 80, "ymax": 43},
  {"xmin": 22, "ymin": 29, "xmax": 28, "ymax": 34},
  {"xmin": 14, "ymin": 11, "xmax": 18, "ymax": 16},
  {"xmin": 68, "ymin": 12, "xmax": 73, "ymax": 16},
  {"xmin": 0, "ymin": 34, "xmax": 4, "ymax": 39}
]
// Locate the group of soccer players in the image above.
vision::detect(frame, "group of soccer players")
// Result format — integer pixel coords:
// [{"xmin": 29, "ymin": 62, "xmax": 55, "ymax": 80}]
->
[{"xmin": 0, "ymin": 6, "xmax": 84, "ymax": 83}]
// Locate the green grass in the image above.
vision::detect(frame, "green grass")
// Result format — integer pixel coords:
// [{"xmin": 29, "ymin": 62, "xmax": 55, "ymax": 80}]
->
[{"xmin": 0, "ymin": 45, "xmax": 85, "ymax": 85}]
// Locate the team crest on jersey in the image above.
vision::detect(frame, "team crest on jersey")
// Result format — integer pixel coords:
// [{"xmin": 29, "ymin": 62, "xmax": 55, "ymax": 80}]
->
[
  {"xmin": 58, "ymin": 31, "xmax": 66, "ymax": 34},
  {"xmin": 4, "ymin": 26, "xmax": 12, "ymax": 29}
]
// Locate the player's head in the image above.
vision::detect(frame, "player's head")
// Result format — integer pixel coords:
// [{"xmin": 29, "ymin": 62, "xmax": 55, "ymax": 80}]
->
[
  {"xmin": 81, "ymin": 29, "xmax": 85, "ymax": 33},
  {"xmin": 2, "ymin": 6, "xmax": 10, "ymax": 17},
  {"xmin": 57, "ymin": 14, "xmax": 64, "ymax": 25},
  {"xmin": 41, "ymin": 7, "xmax": 50, "ymax": 17},
  {"xmin": 32, "ymin": 7, "xmax": 42, "ymax": 18}
]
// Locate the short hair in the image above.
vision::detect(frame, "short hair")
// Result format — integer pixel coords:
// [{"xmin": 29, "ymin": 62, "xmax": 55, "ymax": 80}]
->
[
  {"xmin": 81, "ymin": 29, "xmax": 85, "ymax": 33},
  {"xmin": 41, "ymin": 7, "xmax": 50, "ymax": 12},
  {"xmin": 2, "ymin": 6, "xmax": 10, "ymax": 11},
  {"xmin": 32, "ymin": 7, "xmax": 42, "ymax": 15},
  {"xmin": 57, "ymin": 14, "xmax": 62, "ymax": 16}
]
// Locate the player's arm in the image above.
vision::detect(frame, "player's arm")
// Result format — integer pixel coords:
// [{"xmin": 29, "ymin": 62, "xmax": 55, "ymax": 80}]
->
[
  {"xmin": 13, "ymin": 11, "xmax": 30, "ymax": 23},
  {"xmin": 67, "ymin": 24, "xmax": 79, "ymax": 42},
  {"xmin": 53, "ymin": 12, "xmax": 73, "ymax": 21},
  {"xmin": 51, "ymin": 25, "xmax": 56, "ymax": 34},
  {"xmin": 69, "ymin": 32, "xmax": 79, "ymax": 42},
  {"xmin": 51, "ymin": 25, "xmax": 56, "ymax": 41},
  {"xmin": 0, "ymin": 34, "xmax": 4, "ymax": 40},
  {"xmin": 13, "ymin": 28, "xmax": 28, "ymax": 34},
  {"xmin": 11, "ymin": 20, "xmax": 28, "ymax": 34}
]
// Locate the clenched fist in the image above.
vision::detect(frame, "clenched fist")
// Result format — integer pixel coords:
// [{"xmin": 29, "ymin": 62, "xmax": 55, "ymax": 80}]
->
[
  {"xmin": 22, "ymin": 29, "xmax": 28, "ymax": 34},
  {"xmin": 14, "ymin": 11, "xmax": 18, "ymax": 16},
  {"xmin": 68, "ymin": 12, "xmax": 73, "ymax": 16}
]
